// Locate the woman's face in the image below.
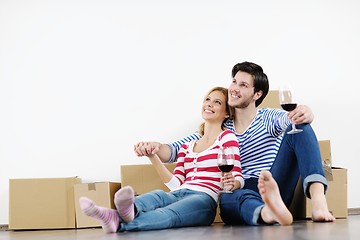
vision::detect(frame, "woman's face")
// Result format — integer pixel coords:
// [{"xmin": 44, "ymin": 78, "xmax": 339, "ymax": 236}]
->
[{"xmin": 202, "ymin": 90, "xmax": 228, "ymax": 123}]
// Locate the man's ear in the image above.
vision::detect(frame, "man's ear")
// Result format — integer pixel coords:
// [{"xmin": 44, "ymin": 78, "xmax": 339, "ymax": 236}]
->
[{"xmin": 253, "ymin": 90, "xmax": 263, "ymax": 101}]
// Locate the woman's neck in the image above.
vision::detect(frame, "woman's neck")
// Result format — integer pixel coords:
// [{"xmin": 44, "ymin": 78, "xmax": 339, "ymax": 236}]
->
[{"xmin": 194, "ymin": 122, "xmax": 223, "ymax": 153}]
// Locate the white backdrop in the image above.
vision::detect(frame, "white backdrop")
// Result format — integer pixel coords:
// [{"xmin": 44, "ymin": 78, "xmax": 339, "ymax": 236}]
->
[{"xmin": 1, "ymin": 0, "xmax": 359, "ymax": 224}]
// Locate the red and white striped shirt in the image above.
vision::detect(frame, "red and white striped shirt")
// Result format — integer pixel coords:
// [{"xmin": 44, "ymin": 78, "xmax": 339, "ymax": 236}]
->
[{"xmin": 165, "ymin": 129, "xmax": 243, "ymax": 202}]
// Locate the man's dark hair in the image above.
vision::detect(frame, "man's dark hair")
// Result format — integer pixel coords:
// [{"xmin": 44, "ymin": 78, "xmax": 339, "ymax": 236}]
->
[{"xmin": 232, "ymin": 61, "xmax": 269, "ymax": 107}]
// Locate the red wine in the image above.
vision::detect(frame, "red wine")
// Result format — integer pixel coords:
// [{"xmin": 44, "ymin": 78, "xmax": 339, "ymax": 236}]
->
[
  {"xmin": 218, "ymin": 165, "xmax": 234, "ymax": 172},
  {"xmin": 281, "ymin": 103, "xmax": 297, "ymax": 111}
]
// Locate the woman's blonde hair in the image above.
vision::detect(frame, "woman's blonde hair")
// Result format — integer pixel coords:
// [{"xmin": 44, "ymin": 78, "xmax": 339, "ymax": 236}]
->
[{"xmin": 198, "ymin": 86, "xmax": 234, "ymax": 136}]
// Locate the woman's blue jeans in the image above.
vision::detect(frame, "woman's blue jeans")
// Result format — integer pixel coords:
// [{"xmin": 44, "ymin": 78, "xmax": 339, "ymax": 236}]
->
[
  {"xmin": 219, "ymin": 124, "xmax": 328, "ymax": 225},
  {"xmin": 119, "ymin": 188, "xmax": 217, "ymax": 231}
]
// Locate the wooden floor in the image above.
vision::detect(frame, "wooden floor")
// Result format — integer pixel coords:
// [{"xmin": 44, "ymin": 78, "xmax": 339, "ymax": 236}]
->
[{"xmin": 1, "ymin": 215, "xmax": 359, "ymax": 240}]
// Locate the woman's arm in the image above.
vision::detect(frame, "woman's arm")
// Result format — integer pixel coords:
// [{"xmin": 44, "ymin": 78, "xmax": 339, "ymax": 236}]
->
[
  {"xmin": 220, "ymin": 130, "xmax": 243, "ymax": 191},
  {"xmin": 134, "ymin": 142, "xmax": 171, "ymax": 162},
  {"xmin": 147, "ymin": 153, "xmax": 173, "ymax": 183}
]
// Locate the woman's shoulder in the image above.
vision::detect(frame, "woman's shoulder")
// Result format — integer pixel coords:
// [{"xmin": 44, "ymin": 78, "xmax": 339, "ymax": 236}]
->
[
  {"xmin": 218, "ymin": 129, "xmax": 237, "ymax": 140},
  {"xmin": 222, "ymin": 129, "xmax": 235, "ymax": 134}
]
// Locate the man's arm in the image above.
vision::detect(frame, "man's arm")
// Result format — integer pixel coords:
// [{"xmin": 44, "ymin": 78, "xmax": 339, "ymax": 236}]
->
[{"xmin": 134, "ymin": 132, "xmax": 202, "ymax": 163}]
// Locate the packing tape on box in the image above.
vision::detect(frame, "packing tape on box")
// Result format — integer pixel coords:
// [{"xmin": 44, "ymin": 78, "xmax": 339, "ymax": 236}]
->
[
  {"xmin": 87, "ymin": 183, "xmax": 96, "ymax": 191},
  {"xmin": 323, "ymin": 159, "xmax": 333, "ymax": 181}
]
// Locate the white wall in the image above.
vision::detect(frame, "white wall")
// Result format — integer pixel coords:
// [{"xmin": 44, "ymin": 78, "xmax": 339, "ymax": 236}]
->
[{"xmin": 1, "ymin": 0, "xmax": 359, "ymax": 224}]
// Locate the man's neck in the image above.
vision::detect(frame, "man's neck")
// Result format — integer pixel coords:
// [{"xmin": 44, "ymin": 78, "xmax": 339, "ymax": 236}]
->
[{"xmin": 233, "ymin": 106, "xmax": 258, "ymax": 134}]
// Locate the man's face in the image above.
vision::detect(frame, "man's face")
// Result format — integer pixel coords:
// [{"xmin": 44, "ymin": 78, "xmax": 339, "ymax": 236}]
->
[{"xmin": 228, "ymin": 71, "xmax": 256, "ymax": 109}]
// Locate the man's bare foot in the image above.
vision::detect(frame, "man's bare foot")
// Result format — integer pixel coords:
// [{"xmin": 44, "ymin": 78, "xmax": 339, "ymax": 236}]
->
[
  {"xmin": 309, "ymin": 182, "xmax": 336, "ymax": 222},
  {"xmin": 258, "ymin": 170, "xmax": 293, "ymax": 226}
]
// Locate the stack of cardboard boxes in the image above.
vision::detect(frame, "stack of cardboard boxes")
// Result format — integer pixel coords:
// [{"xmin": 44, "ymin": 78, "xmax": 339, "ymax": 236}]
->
[
  {"xmin": 9, "ymin": 177, "xmax": 81, "ymax": 230},
  {"xmin": 9, "ymin": 179, "xmax": 121, "ymax": 230},
  {"xmin": 8, "ymin": 91, "xmax": 348, "ymax": 230}
]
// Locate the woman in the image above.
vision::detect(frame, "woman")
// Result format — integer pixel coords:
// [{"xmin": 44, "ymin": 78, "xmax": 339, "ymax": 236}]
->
[{"xmin": 79, "ymin": 86, "xmax": 243, "ymax": 233}]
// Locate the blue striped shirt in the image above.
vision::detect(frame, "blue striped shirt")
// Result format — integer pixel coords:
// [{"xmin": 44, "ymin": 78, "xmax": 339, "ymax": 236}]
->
[{"xmin": 167, "ymin": 108, "xmax": 291, "ymax": 179}]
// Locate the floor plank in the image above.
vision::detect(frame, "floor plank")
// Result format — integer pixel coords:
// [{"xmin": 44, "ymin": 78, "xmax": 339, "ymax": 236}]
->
[{"xmin": 1, "ymin": 215, "xmax": 359, "ymax": 240}]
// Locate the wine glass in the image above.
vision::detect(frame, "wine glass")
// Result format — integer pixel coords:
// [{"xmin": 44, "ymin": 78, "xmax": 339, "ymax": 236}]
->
[
  {"xmin": 217, "ymin": 147, "xmax": 235, "ymax": 193},
  {"xmin": 278, "ymin": 84, "xmax": 303, "ymax": 134}
]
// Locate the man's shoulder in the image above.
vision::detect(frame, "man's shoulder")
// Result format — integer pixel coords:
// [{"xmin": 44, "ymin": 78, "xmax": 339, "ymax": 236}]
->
[
  {"xmin": 224, "ymin": 118, "xmax": 235, "ymax": 129},
  {"xmin": 258, "ymin": 107, "xmax": 281, "ymax": 112},
  {"xmin": 257, "ymin": 107, "xmax": 285, "ymax": 116}
]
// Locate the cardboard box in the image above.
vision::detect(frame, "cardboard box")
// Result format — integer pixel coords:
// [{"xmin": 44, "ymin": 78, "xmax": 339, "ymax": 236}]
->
[
  {"xmin": 9, "ymin": 177, "xmax": 81, "ymax": 230},
  {"xmin": 290, "ymin": 167, "xmax": 348, "ymax": 219},
  {"xmin": 120, "ymin": 163, "xmax": 176, "ymax": 195},
  {"xmin": 259, "ymin": 90, "xmax": 281, "ymax": 109},
  {"xmin": 318, "ymin": 140, "xmax": 333, "ymax": 179},
  {"xmin": 214, "ymin": 204, "xmax": 222, "ymax": 223},
  {"xmin": 319, "ymin": 140, "xmax": 331, "ymax": 165},
  {"xmin": 74, "ymin": 182, "xmax": 121, "ymax": 228},
  {"xmin": 307, "ymin": 167, "xmax": 347, "ymax": 218}
]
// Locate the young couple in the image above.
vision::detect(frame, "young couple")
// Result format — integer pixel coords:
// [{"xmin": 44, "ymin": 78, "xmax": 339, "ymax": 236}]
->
[
  {"xmin": 79, "ymin": 86, "xmax": 243, "ymax": 232},
  {"xmin": 80, "ymin": 61, "xmax": 335, "ymax": 233}
]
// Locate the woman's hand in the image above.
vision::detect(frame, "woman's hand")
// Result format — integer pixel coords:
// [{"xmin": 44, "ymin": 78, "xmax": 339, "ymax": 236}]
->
[
  {"xmin": 134, "ymin": 141, "xmax": 161, "ymax": 157},
  {"xmin": 221, "ymin": 172, "xmax": 235, "ymax": 191}
]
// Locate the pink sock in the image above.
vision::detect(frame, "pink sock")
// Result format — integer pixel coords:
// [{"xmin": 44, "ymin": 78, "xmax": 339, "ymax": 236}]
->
[
  {"xmin": 79, "ymin": 197, "xmax": 119, "ymax": 233},
  {"xmin": 114, "ymin": 186, "xmax": 135, "ymax": 223}
]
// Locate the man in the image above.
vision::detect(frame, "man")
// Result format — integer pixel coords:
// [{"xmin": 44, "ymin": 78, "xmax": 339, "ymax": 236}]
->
[{"xmin": 134, "ymin": 61, "xmax": 335, "ymax": 225}]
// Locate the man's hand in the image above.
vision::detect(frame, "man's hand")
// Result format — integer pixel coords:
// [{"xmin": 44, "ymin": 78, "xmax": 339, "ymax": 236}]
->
[
  {"xmin": 288, "ymin": 104, "xmax": 314, "ymax": 124},
  {"xmin": 134, "ymin": 141, "xmax": 161, "ymax": 157}
]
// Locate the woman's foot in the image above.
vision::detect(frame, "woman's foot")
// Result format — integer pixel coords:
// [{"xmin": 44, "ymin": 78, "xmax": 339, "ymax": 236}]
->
[
  {"xmin": 309, "ymin": 182, "xmax": 336, "ymax": 222},
  {"xmin": 258, "ymin": 170, "xmax": 293, "ymax": 226},
  {"xmin": 79, "ymin": 197, "xmax": 119, "ymax": 233},
  {"xmin": 114, "ymin": 186, "xmax": 135, "ymax": 223}
]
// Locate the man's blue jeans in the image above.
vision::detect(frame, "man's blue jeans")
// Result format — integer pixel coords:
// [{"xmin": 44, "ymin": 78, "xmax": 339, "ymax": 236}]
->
[{"xmin": 220, "ymin": 124, "xmax": 328, "ymax": 225}]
